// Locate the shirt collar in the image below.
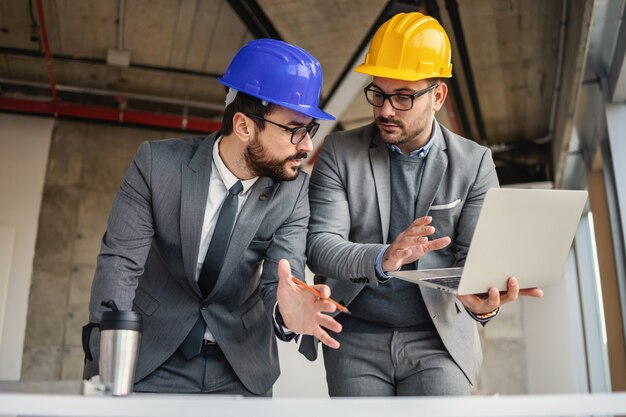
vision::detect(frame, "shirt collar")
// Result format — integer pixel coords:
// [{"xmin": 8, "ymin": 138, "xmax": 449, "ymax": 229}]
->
[
  {"xmin": 212, "ymin": 136, "xmax": 259, "ymax": 194},
  {"xmin": 386, "ymin": 120, "xmax": 437, "ymax": 158}
]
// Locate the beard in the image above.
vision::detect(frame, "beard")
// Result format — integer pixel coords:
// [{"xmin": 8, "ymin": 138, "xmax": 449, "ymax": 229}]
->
[
  {"xmin": 375, "ymin": 114, "xmax": 432, "ymax": 147},
  {"xmin": 375, "ymin": 94, "xmax": 433, "ymax": 148},
  {"xmin": 375, "ymin": 116, "xmax": 412, "ymax": 145},
  {"xmin": 245, "ymin": 135, "xmax": 308, "ymax": 182}
]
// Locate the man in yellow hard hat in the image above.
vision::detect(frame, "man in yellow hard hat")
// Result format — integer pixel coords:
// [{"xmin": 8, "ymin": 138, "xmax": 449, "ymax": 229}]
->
[{"xmin": 300, "ymin": 12, "xmax": 543, "ymax": 396}]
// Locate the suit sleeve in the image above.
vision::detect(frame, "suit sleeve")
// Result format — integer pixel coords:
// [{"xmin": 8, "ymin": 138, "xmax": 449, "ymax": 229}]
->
[
  {"xmin": 88, "ymin": 141, "xmax": 155, "ymax": 321},
  {"xmin": 454, "ymin": 148, "xmax": 499, "ymax": 266},
  {"xmin": 259, "ymin": 175, "xmax": 310, "ymax": 340},
  {"xmin": 306, "ymin": 136, "xmax": 382, "ymax": 283},
  {"xmin": 84, "ymin": 141, "xmax": 155, "ymax": 378}
]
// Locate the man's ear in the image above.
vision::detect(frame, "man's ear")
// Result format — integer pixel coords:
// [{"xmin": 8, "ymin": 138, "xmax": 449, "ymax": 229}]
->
[
  {"xmin": 433, "ymin": 82, "xmax": 448, "ymax": 112},
  {"xmin": 232, "ymin": 112, "xmax": 254, "ymax": 143}
]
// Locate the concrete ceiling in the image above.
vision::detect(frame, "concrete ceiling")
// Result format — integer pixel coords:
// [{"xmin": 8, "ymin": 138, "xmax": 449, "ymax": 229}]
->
[{"xmin": 0, "ymin": 0, "xmax": 593, "ymax": 185}]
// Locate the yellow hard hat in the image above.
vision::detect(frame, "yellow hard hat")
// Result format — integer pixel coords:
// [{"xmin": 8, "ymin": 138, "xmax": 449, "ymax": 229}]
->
[{"xmin": 355, "ymin": 12, "xmax": 453, "ymax": 81}]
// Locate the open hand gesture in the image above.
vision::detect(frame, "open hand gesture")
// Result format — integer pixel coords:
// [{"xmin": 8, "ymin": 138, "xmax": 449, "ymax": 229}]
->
[
  {"xmin": 382, "ymin": 216, "xmax": 451, "ymax": 272},
  {"xmin": 276, "ymin": 259, "xmax": 342, "ymax": 349}
]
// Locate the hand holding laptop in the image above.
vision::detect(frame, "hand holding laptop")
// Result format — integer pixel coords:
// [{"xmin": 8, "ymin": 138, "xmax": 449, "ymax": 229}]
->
[
  {"xmin": 457, "ymin": 276, "xmax": 544, "ymax": 316},
  {"xmin": 382, "ymin": 216, "xmax": 451, "ymax": 272}
]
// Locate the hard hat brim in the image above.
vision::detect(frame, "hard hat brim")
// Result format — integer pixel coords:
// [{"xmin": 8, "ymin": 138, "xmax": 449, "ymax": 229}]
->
[
  {"xmin": 219, "ymin": 77, "xmax": 336, "ymax": 121},
  {"xmin": 354, "ymin": 63, "xmax": 452, "ymax": 82}
]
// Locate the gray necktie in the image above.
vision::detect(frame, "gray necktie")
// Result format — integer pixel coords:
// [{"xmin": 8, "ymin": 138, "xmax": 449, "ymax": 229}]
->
[
  {"xmin": 198, "ymin": 180, "xmax": 243, "ymax": 297},
  {"xmin": 180, "ymin": 180, "xmax": 243, "ymax": 359}
]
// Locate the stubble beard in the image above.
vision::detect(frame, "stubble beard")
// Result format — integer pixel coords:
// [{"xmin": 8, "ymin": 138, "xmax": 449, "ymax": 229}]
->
[
  {"xmin": 245, "ymin": 135, "xmax": 308, "ymax": 182},
  {"xmin": 375, "ymin": 94, "xmax": 433, "ymax": 149}
]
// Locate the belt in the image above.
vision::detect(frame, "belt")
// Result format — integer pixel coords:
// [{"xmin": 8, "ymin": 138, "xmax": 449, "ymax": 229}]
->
[{"xmin": 199, "ymin": 340, "xmax": 222, "ymax": 355}]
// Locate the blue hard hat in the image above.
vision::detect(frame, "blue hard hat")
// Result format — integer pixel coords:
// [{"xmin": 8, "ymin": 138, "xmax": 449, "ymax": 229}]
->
[{"xmin": 219, "ymin": 39, "xmax": 335, "ymax": 121}]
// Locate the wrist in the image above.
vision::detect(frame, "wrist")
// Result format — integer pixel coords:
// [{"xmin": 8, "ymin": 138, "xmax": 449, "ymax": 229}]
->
[{"xmin": 472, "ymin": 306, "xmax": 500, "ymax": 320}]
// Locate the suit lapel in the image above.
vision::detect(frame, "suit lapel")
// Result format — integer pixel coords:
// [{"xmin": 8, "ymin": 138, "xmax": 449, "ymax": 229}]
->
[
  {"xmin": 180, "ymin": 133, "xmax": 218, "ymax": 295},
  {"xmin": 415, "ymin": 123, "xmax": 448, "ymax": 218},
  {"xmin": 369, "ymin": 131, "xmax": 391, "ymax": 244},
  {"xmin": 210, "ymin": 176, "xmax": 276, "ymax": 296}
]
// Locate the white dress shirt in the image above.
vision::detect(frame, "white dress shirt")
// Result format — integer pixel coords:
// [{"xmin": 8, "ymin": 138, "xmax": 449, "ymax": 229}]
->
[{"xmin": 197, "ymin": 136, "xmax": 258, "ymax": 341}]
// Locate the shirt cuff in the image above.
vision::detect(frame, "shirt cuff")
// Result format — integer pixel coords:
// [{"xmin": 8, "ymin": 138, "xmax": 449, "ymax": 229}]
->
[
  {"xmin": 466, "ymin": 306, "xmax": 501, "ymax": 325},
  {"xmin": 375, "ymin": 245, "xmax": 395, "ymax": 282},
  {"xmin": 273, "ymin": 302, "xmax": 299, "ymax": 342}
]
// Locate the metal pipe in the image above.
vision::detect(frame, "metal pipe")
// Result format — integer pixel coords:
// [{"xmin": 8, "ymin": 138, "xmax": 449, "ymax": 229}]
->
[
  {"xmin": 35, "ymin": 0, "xmax": 58, "ymax": 105},
  {"xmin": 118, "ymin": 0, "xmax": 125, "ymax": 51},
  {"xmin": 0, "ymin": 47, "xmax": 223, "ymax": 79},
  {"xmin": 535, "ymin": 0, "xmax": 568, "ymax": 145},
  {"xmin": 0, "ymin": 78, "xmax": 225, "ymax": 111}
]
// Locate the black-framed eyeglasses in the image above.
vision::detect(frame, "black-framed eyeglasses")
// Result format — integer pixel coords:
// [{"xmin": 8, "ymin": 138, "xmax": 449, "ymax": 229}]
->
[
  {"xmin": 364, "ymin": 82, "xmax": 439, "ymax": 111},
  {"xmin": 246, "ymin": 114, "xmax": 320, "ymax": 144}
]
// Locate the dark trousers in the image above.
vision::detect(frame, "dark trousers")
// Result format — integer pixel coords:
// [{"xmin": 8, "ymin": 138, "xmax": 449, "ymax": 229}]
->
[
  {"xmin": 134, "ymin": 343, "xmax": 272, "ymax": 397},
  {"xmin": 322, "ymin": 329, "xmax": 470, "ymax": 397}
]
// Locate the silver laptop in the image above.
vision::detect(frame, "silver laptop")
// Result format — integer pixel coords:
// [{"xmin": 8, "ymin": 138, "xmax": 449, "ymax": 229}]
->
[{"xmin": 389, "ymin": 188, "xmax": 588, "ymax": 295}]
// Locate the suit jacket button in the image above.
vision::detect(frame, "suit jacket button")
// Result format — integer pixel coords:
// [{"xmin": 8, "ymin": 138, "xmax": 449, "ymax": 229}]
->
[
  {"xmin": 201, "ymin": 304, "xmax": 208, "ymax": 310},
  {"xmin": 259, "ymin": 194, "xmax": 268, "ymax": 201}
]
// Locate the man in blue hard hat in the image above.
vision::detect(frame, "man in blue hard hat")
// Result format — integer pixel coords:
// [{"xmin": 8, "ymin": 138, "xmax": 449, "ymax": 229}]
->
[{"xmin": 83, "ymin": 39, "xmax": 341, "ymax": 396}]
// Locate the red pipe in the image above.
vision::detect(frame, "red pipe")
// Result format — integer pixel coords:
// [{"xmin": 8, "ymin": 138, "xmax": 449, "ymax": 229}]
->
[
  {"xmin": 0, "ymin": 97, "xmax": 221, "ymax": 133},
  {"xmin": 35, "ymin": 0, "xmax": 59, "ymax": 107},
  {"xmin": 5, "ymin": 1, "xmax": 220, "ymax": 133}
]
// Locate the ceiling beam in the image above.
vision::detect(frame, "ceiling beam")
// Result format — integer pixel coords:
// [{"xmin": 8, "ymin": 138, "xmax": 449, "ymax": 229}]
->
[
  {"xmin": 427, "ymin": 0, "xmax": 484, "ymax": 142},
  {"xmin": 226, "ymin": 0, "xmax": 282, "ymax": 40}
]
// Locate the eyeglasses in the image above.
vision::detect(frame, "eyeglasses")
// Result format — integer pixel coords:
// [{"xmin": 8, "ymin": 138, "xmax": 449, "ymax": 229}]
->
[
  {"xmin": 246, "ymin": 114, "xmax": 320, "ymax": 144},
  {"xmin": 364, "ymin": 82, "xmax": 439, "ymax": 111}
]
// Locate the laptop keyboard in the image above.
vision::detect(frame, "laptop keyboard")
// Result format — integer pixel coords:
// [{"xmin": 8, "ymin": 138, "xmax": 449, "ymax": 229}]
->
[{"xmin": 423, "ymin": 276, "xmax": 461, "ymax": 289}]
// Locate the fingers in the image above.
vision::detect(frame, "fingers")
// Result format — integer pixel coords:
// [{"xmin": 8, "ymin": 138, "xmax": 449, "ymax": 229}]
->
[
  {"xmin": 499, "ymin": 277, "xmax": 519, "ymax": 304},
  {"xmin": 316, "ymin": 311, "xmax": 342, "ymax": 333},
  {"xmin": 460, "ymin": 276, "xmax": 545, "ymax": 316},
  {"xmin": 423, "ymin": 236, "xmax": 451, "ymax": 251},
  {"xmin": 312, "ymin": 284, "xmax": 331, "ymax": 299},
  {"xmin": 316, "ymin": 328, "xmax": 340, "ymax": 349},
  {"xmin": 277, "ymin": 259, "xmax": 293, "ymax": 288},
  {"xmin": 403, "ymin": 224, "xmax": 436, "ymax": 238},
  {"xmin": 410, "ymin": 216, "xmax": 433, "ymax": 228},
  {"xmin": 504, "ymin": 276, "xmax": 544, "ymax": 298},
  {"xmin": 457, "ymin": 287, "xmax": 500, "ymax": 313},
  {"xmin": 519, "ymin": 288, "xmax": 544, "ymax": 298}
]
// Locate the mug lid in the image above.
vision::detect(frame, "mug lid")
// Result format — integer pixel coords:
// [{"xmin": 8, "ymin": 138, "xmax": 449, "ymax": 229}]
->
[{"xmin": 100, "ymin": 310, "xmax": 143, "ymax": 332}]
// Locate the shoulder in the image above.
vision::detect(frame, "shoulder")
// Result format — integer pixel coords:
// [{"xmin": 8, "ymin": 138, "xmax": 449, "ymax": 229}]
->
[
  {"xmin": 144, "ymin": 136, "xmax": 205, "ymax": 156},
  {"xmin": 277, "ymin": 171, "xmax": 309, "ymax": 195},
  {"xmin": 135, "ymin": 136, "xmax": 208, "ymax": 167},
  {"xmin": 318, "ymin": 123, "xmax": 377, "ymax": 164},
  {"xmin": 325, "ymin": 123, "xmax": 376, "ymax": 148}
]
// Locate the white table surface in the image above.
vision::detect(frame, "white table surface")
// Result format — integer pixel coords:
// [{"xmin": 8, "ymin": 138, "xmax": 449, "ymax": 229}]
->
[{"xmin": 1, "ymin": 381, "xmax": 626, "ymax": 417}]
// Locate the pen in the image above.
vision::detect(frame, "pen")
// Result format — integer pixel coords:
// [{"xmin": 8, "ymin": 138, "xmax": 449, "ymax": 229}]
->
[{"xmin": 291, "ymin": 276, "xmax": 351, "ymax": 314}]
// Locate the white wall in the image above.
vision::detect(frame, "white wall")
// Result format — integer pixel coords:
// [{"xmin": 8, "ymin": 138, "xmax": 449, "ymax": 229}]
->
[
  {"xmin": 522, "ymin": 249, "xmax": 587, "ymax": 393},
  {"xmin": 0, "ymin": 113, "xmax": 53, "ymax": 379}
]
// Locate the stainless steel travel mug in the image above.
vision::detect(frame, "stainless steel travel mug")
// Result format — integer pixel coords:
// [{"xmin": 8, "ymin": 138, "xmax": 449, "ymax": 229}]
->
[{"xmin": 99, "ymin": 310, "xmax": 142, "ymax": 396}]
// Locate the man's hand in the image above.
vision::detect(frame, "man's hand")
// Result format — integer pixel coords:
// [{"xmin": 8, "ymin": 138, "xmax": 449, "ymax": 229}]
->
[
  {"xmin": 276, "ymin": 259, "xmax": 342, "ymax": 349},
  {"xmin": 457, "ymin": 276, "xmax": 544, "ymax": 315},
  {"xmin": 382, "ymin": 216, "xmax": 451, "ymax": 272}
]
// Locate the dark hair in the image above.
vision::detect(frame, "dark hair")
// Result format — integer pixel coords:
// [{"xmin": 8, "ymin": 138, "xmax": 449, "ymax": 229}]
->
[{"xmin": 221, "ymin": 90, "xmax": 274, "ymax": 135}]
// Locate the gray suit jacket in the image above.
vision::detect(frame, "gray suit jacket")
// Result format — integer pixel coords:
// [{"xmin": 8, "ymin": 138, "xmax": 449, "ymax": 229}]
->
[
  {"xmin": 85, "ymin": 132, "xmax": 309, "ymax": 395},
  {"xmin": 300, "ymin": 121, "xmax": 498, "ymax": 384}
]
